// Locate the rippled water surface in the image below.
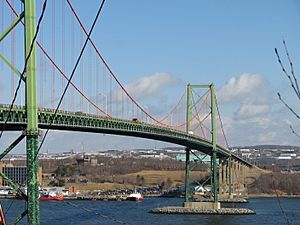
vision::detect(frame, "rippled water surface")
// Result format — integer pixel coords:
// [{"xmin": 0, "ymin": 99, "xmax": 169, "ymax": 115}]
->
[{"xmin": 2, "ymin": 197, "xmax": 300, "ymax": 225}]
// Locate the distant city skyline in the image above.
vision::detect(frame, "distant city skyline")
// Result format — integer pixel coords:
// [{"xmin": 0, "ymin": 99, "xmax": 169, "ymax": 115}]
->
[{"xmin": 0, "ymin": 0, "xmax": 300, "ymax": 153}]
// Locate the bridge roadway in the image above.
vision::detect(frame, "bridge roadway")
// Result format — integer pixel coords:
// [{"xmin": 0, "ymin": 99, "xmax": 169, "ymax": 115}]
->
[{"xmin": 0, "ymin": 105, "xmax": 251, "ymax": 166}]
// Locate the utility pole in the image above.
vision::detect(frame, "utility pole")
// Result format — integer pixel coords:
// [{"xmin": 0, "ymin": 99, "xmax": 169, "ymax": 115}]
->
[{"xmin": 24, "ymin": 0, "xmax": 40, "ymax": 224}]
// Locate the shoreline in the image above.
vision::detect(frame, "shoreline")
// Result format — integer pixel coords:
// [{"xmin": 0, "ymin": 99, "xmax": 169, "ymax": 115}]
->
[
  {"xmin": 248, "ymin": 194, "xmax": 300, "ymax": 198},
  {"xmin": 1, "ymin": 193, "xmax": 300, "ymax": 200}
]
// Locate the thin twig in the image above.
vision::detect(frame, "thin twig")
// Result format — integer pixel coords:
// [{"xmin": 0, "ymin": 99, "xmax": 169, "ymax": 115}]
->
[
  {"xmin": 277, "ymin": 92, "xmax": 300, "ymax": 119},
  {"xmin": 283, "ymin": 40, "xmax": 299, "ymax": 96},
  {"xmin": 289, "ymin": 125, "xmax": 300, "ymax": 139},
  {"xmin": 275, "ymin": 48, "xmax": 300, "ymax": 99}
]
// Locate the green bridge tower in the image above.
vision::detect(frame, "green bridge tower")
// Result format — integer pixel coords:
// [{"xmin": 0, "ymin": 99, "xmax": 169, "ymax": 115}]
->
[
  {"xmin": 184, "ymin": 84, "xmax": 219, "ymax": 204},
  {"xmin": 0, "ymin": 0, "xmax": 39, "ymax": 223},
  {"xmin": 25, "ymin": 0, "xmax": 40, "ymax": 224}
]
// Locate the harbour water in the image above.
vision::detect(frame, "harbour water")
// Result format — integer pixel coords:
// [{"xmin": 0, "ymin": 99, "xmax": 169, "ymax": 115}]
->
[{"xmin": 2, "ymin": 197, "xmax": 300, "ymax": 225}]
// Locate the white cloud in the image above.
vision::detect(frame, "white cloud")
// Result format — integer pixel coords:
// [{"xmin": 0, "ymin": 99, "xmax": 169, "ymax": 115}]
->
[
  {"xmin": 214, "ymin": 73, "xmax": 300, "ymax": 146},
  {"xmin": 221, "ymin": 110, "xmax": 300, "ymax": 146},
  {"xmin": 218, "ymin": 73, "xmax": 264, "ymax": 103},
  {"xmin": 235, "ymin": 102, "xmax": 270, "ymax": 119},
  {"xmin": 123, "ymin": 72, "xmax": 180, "ymax": 100}
]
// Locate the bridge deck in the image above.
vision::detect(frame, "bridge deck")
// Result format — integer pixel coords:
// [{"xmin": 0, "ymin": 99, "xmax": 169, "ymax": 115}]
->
[{"xmin": 0, "ymin": 105, "xmax": 251, "ymax": 166}]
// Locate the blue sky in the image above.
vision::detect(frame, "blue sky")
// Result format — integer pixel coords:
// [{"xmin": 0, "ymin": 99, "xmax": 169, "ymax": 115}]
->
[{"xmin": 1, "ymin": 0, "xmax": 300, "ymax": 153}]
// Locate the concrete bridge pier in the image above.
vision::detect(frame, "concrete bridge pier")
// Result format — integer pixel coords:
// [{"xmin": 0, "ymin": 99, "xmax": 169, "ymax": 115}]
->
[
  {"xmin": 226, "ymin": 159, "xmax": 249, "ymax": 198},
  {"xmin": 218, "ymin": 158, "xmax": 228, "ymax": 196},
  {"xmin": 218, "ymin": 157, "xmax": 250, "ymax": 199}
]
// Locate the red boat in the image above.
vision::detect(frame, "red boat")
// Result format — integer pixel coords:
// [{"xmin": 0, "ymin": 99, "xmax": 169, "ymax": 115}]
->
[
  {"xmin": 126, "ymin": 192, "xmax": 144, "ymax": 201},
  {"xmin": 39, "ymin": 195, "xmax": 64, "ymax": 201},
  {"xmin": 39, "ymin": 192, "xmax": 64, "ymax": 201}
]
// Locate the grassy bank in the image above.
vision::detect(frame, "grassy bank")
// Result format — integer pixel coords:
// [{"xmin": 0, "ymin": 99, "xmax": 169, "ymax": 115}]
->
[{"xmin": 65, "ymin": 170, "xmax": 208, "ymax": 191}]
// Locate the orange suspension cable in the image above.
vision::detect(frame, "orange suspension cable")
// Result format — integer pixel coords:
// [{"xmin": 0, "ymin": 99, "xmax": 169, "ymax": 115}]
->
[
  {"xmin": 5, "ymin": 0, "xmax": 110, "ymax": 116},
  {"xmin": 52, "ymin": 0, "xmax": 56, "ymax": 108},
  {"xmin": 70, "ymin": 9, "xmax": 75, "ymax": 110},
  {"xmin": 156, "ymin": 89, "xmax": 187, "ymax": 124},
  {"xmin": 10, "ymin": 0, "xmax": 15, "ymax": 102},
  {"xmin": 66, "ymin": 0, "xmax": 170, "ymax": 125},
  {"xmin": 61, "ymin": 0, "xmax": 65, "ymax": 110}
]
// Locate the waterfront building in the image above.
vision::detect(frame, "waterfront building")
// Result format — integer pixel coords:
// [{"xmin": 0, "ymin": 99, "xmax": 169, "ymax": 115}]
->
[{"xmin": 0, "ymin": 163, "xmax": 42, "ymax": 186}]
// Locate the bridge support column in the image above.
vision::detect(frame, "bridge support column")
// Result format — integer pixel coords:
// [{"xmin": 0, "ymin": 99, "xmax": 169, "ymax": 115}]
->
[
  {"xmin": 227, "ymin": 157, "xmax": 233, "ymax": 198},
  {"xmin": 210, "ymin": 83, "xmax": 219, "ymax": 204},
  {"xmin": 238, "ymin": 162, "xmax": 241, "ymax": 192},
  {"xmin": 233, "ymin": 160, "xmax": 237, "ymax": 194},
  {"xmin": 184, "ymin": 148, "xmax": 190, "ymax": 202},
  {"xmin": 218, "ymin": 159, "xmax": 226, "ymax": 195}
]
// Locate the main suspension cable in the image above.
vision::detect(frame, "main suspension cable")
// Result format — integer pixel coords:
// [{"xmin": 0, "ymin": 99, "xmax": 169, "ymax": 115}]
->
[
  {"xmin": 35, "ymin": 0, "xmax": 107, "ymax": 159},
  {"xmin": 215, "ymin": 94, "xmax": 230, "ymax": 149},
  {"xmin": 4, "ymin": 0, "xmax": 110, "ymax": 117},
  {"xmin": 156, "ymin": 89, "xmax": 187, "ymax": 124},
  {"xmin": 66, "ymin": 0, "xmax": 169, "ymax": 125},
  {"xmin": 1, "ymin": 0, "xmax": 48, "ymax": 217}
]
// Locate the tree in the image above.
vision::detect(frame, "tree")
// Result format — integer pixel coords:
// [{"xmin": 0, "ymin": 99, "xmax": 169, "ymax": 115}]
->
[
  {"xmin": 275, "ymin": 40, "xmax": 300, "ymax": 136},
  {"xmin": 165, "ymin": 177, "xmax": 173, "ymax": 189},
  {"xmin": 136, "ymin": 174, "xmax": 141, "ymax": 186},
  {"xmin": 141, "ymin": 176, "xmax": 145, "ymax": 186}
]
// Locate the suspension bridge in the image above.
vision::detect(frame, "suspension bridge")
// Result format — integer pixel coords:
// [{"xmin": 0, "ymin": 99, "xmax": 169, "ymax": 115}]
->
[{"xmin": 0, "ymin": 0, "xmax": 256, "ymax": 224}]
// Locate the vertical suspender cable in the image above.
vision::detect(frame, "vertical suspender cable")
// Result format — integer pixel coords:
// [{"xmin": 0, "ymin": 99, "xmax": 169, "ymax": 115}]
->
[
  {"xmin": 10, "ymin": 0, "xmax": 15, "ymax": 102},
  {"xmin": 5, "ymin": 0, "xmax": 109, "ymax": 116},
  {"xmin": 36, "ymin": 0, "xmax": 107, "ymax": 157},
  {"xmin": 66, "ymin": 0, "xmax": 166, "ymax": 124},
  {"xmin": 215, "ymin": 95, "xmax": 230, "ymax": 149},
  {"xmin": 88, "ymin": 44, "xmax": 92, "ymax": 114},
  {"xmin": 103, "ymin": 65, "xmax": 106, "ymax": 113},
  {"xmin": 127, "ymin": 94, "xmax": 129, "ymax": 119},
  {"xmin": 116, "ymin": 83, "xmax": 118, "ymax": 117},
  {"xmin": 51, "ymin": 0, "xmax": 55, "ymax": 108},
  {"xmin": 80, "ymin": 31, "xmax": 83, "ymax": 112},
  {"xmin": 39, "ymin": 0, "xmax": 44, "ymax": 107},
  {"xmin": 61, "ymin": 0, "xmax": 65, "ymax": 110},
  {"xmin": 122, "ymin": 89, "xmax": 124, "ymax": 118},
  {"xmin": 71, "ymin": 12, "xmax": 75, "ymax": 111},
  {"xmin": 110, "ymin": 74, "xmax": 112, "ymax": 115},
  {"xmin": 96, "ymin": 56, "xmax": 99, "ymax": 115}
]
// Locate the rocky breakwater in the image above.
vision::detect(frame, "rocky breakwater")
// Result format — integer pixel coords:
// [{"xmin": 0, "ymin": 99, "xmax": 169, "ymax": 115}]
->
[{"xmin": 151, "ymin": 206, "xmax": 255, "ymax": 215}]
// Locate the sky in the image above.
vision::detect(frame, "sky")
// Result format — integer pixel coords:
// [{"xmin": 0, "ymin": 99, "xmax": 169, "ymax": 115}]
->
[{"xmin": 1, "ymin": 0, "xmax": 300, "ymax": 153}]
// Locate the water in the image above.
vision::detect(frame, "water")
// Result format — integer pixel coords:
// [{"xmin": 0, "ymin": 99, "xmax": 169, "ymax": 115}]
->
[{"xmin": 2, "ymin": 197, "xmax": 300, "ymax": 225}]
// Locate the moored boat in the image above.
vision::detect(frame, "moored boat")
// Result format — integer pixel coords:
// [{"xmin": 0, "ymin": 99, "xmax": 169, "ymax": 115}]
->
[
  {"xmin": 126, "ymin": 191, "xmax": 144, "ymax": 201},
  {"xmin": 39, "ymin": 191, "xmax": 64, "ymax": 201},
  {"xmin": 39, "ymin": 195, "xmax": 64, "ymax": 201}
]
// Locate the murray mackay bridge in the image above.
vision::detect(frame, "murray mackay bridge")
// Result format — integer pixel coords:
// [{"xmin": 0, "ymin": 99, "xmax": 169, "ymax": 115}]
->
[{"xmin": 0, "ymin": 0, "xmax": 258, "ymax": 224}]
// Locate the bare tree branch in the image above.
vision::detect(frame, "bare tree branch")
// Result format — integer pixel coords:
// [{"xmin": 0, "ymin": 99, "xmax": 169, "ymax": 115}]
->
[
  {"xmin": 283, "ymin": 40, "xmax": 299, "ymax": 96},
  {"xmin": 289, "ymin": 125, "xmax": 300, "ymax": 139},
  {"xmin": 275, "ymin": 48, "xmax": 300, "ymax": 99},
  {"xmin": 277, "ymin": 92, "xmax": 300, "ymax": 119},
  {"xmin": 276, "ymin": 41, "xmax": 300, "ymax": 139}
]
